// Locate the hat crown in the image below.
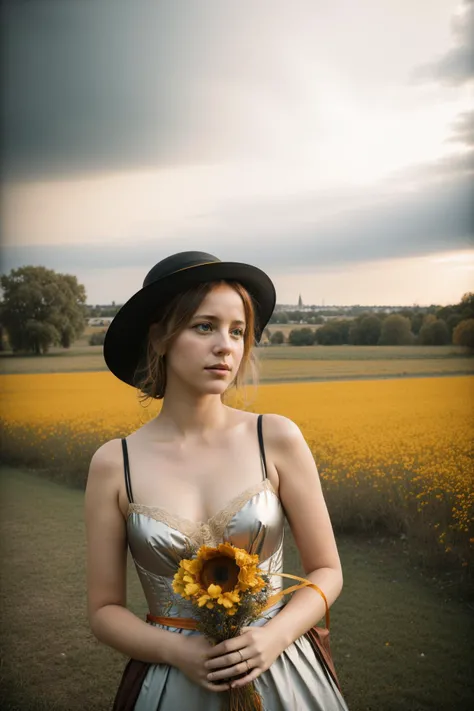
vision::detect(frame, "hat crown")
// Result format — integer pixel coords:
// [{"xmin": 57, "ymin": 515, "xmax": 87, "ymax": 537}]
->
[{"xmin": 143, "ymin": 251, "xmax": 220, "ymax": 288}]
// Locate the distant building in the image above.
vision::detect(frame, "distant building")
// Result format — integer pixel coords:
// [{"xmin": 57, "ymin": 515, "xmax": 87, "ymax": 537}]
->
[
  {"xmin": 298, "ymin": 294, "xmax": 303, "ymax": 307},
  {"xmin": 88, "ymin": 317, "xmax": 114, "ymax": 327}
]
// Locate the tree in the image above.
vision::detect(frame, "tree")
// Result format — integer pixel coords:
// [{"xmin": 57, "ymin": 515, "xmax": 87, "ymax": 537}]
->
[
  {"xmin": 269, "ymin": 311, "xmax": 289, "ymax": 324},
  {"xmin": 89, "ymin": 330, "xmax": 107, "ymax": 346},
  {"xmin": 410, "ymin": 312, "xmax": 425, "ymax": 335},
  {"xmin": 288, "ymin": 327, "xmax": 315, "ymax": 346},
  {"xmin": 0, "ymin": 266, "xmax": 86, "ymax": 354},
  {"xmin": 315, "ymin": 319, "xmax": 352, "ymax": 345},
  {"xmin": 378, "ymin": 315, "xmax": 414, "ymax": 345},
  {"xmin": 452, "ymin": 319, "xmax": 474, "ymax": 349},
  {"xmin": 459, "ymin": 292, "xmax": 474, "ymax": 320},
  {"xmin": 349, "ymin": 315, "xmax": 382, "ymax": 345},
  {"xmin": 446, "ymin": 313, "xmax": 463, "ymax": 337},
  {"xmin": 270, "ymin": 330, "xmax": 285, "ymax": 345},
  {"xmin": 419, "ymin": 319, "xmax": 450, "ymax": 345},
  {"xmin": 315, "ymin": 323, "xmax": 342, "ymax": 345}
]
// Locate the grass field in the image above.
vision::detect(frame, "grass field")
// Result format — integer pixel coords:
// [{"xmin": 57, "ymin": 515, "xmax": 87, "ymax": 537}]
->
[
  {"xmin": 0, "ymin": 467, "xmax": 473, "ymax": 711},
  {"xmin": 1, "ymin": 344, "xmax": 472, "ymax": 379}
]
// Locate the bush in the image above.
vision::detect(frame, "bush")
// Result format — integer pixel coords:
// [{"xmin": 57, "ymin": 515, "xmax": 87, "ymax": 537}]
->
[
  {"xmin": 378, "ymin": 315, "xmax": 414, "ymax": 345},
  {"xmin": 349, "ymin": 315, "xmax": 382, "ymax": 345},
  {"xmin": 452, "ymin": 319, "xmax": 474, "ymax": 349},
  {"xmin": 288, "ymin": 327, "xmax": 316, "ymax": 346},
  {"xmin": 419, "ymin": 319, "xmax": 450, "ymax": 346},
  {"xmin": 89, "ymin": 330, "xmax": 107, "ymax": 346},
  {"xmin": 270, "ymin": 330, "xmax": 285, "ymax": 345},
  {"xmin": 315, "ymin": 319, "xmax": 352, "ymax": 345}
]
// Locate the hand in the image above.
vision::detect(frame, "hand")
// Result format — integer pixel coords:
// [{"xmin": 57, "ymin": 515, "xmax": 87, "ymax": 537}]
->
[
  {"xmin": 204, "ymin": 625, "xmax": 284, "ymax": 690},
  {"xmin": 170, "ymin": 633, "xmax": 232, "ymax": 693}
]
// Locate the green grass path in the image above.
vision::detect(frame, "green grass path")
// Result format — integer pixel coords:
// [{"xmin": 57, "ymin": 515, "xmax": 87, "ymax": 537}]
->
[{"xmin": 0, "ymin": 467, "xmax": 473, "ymax": 711}]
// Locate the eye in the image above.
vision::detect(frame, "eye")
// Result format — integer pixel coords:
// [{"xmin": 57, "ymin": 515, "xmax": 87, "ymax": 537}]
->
[
  {"xmin": 194, "ymin": 322, "xmax": 212, "ymax": 333},
  {"xmin": 232, "ymin": 327, "xmax": 245, "ymax": 338}
]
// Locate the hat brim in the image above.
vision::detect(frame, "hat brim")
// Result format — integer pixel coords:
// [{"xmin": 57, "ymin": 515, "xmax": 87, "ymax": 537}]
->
[{"xmin": 103, "ymin": 261, "xmax": 276, "ymax": 388}]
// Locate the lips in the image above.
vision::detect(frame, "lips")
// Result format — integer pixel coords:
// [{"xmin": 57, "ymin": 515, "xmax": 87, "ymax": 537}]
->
[{"xmin": 206, "ymin": 366, "xmax": 230, "ymax": 371}]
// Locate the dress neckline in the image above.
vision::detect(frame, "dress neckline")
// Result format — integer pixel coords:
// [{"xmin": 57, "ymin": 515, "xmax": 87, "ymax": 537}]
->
[{"xmin": 127, "ymin": 478, "xmax": 279, "ymax": 533}]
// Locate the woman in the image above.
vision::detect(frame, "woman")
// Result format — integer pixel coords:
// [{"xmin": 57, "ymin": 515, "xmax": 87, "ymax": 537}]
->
[{"xmin": 85, "ymin": 250, "xmax": 350, "ymax": 710}]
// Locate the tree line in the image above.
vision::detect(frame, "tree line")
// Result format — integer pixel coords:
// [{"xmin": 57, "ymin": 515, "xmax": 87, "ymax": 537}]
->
[
  {"xmin": 265, "ymin": 293, "xmax": 474, "ymax": 348},
  {"xmin": 0, "ymin": 265, "xmax": 473, "ymax": 353}
]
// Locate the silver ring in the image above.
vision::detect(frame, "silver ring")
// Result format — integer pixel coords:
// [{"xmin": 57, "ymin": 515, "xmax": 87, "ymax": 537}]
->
[
  {"xmin": 237, "ymin": 649, "xmax": 244, "ymax": 662},
  {"xmin": 246, "ymin": 660, "xmax": 250, "ymax": 673}
]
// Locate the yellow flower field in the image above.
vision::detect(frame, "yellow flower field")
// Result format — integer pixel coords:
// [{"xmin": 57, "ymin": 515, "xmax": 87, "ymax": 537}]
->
[{"xmin": 1, "ymin": 372, "xmax": 473, "ymax": 571}]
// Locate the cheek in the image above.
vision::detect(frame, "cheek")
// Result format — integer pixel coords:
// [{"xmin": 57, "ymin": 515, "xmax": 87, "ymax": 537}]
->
[{"xmin": 168, "ymin": 332, "xmax": 205, "ymax": 365}]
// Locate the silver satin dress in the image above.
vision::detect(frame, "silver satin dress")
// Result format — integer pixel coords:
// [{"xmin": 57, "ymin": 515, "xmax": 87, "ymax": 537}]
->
[
  {"xmin": 123, "ymin": 429, "xmax": 350, "ymax": 711},
  {"xmin": 127, "ymin": 486, "xmax": 347, "ymax": 711}
]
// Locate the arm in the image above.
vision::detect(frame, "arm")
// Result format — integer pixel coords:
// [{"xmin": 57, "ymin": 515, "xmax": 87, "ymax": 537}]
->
[
  {"xmin": 262, "ymin": 414, "xmax": 344, "ymax": 650},
  {"xmin": 85, "ymin": 439, "xmax": 182, "ymax": 665}
]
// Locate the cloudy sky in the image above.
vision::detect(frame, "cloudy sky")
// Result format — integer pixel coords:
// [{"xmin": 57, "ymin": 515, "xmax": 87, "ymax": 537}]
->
[{"xmin": 2, "ymin": 0, "xmax": 473, "ymax": 306}]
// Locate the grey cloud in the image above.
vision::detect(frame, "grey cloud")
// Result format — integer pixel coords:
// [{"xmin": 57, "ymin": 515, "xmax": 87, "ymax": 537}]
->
[
  {"xmin": 3, "ymin": 1, "xmax": 204, "ymax": 179},
  {"xmin": 2, "ymin": 0, "xmax": 247, "ymax": 180},
  {"xmin": 1, "ymin": 0, "xmax": 324, "ymax": 180},
  {"xmin": 3, "ymin": 155, "xmax": 472, "ymax": 277},
  {"xmin": 447, "ymin": 110, "xmax": 474, "ymax": 147},
  {"xmin": 411, "ymin": 0, "xmax": 474, "ymax": 86},
  {"xmin": 386, "ymin": 147, "xmax": 474, "ymax": 183},
  {"xmin": 4, "ymin": 0, "xmax": 463, "ymax": 181},
  {"xmin": 214, "ymin": 163, "xmax": 474, "ymax": 272}
]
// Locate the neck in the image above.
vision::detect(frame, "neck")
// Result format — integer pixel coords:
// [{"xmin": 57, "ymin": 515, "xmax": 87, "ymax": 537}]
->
[{"xmin": 155, "ymin": 388, "xmax": 230, "ymax": 439}]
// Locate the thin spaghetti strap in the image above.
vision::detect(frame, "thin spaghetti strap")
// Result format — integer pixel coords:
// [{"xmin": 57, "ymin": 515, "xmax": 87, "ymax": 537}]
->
[
  {"xmin": 121, "ymin": 438, "xmax": 134, "ymax": 504},
  {"xmin": 257, "ymin": 414, "xmax": 268, "ymax": 480}
]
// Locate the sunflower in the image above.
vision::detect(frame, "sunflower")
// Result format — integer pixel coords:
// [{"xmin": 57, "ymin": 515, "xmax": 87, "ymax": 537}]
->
[{"xmin": 172, "ymin": 542, "xmax": 266, "ymax": 616}]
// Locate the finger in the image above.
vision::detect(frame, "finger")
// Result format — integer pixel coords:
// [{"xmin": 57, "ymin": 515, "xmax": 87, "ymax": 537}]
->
[
  {"xmin": 206, "ymin": 646, "xmax": 224, "ymax": 659},
  {"xmin": 207, "ymin": 630, "xmax": 252, "ymax": 658},
  {"xmin": 229, "ymin": 666, "xmax": 261, "ymax": 689},
  {"xmin": 207, "ymin": 659, "xmax": 253, "ymax": 683},
  {"xmin": 206, "ymin": 649, "xmax": 245, "ymax": 671}
]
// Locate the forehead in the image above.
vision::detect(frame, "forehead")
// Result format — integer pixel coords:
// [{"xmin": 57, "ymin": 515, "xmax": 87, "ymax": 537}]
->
[{"xmin": 195, "ymin": 283, "xmax": 245, "ymax": 317}]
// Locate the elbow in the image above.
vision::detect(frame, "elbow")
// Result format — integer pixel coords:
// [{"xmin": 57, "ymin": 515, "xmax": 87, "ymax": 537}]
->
[
  {"xmin": 88, "ymin": 609, "xmax": 102, "ymax": 641},
  {"xmin": 88, "ymin": 604, "xmax": 110, "ymax": 642},
  {"xmin": 317, "ymin": 565, "xmax": 344, "ymax": 599},
  {"xmin": 333, "ymin": 566, "xmax": 344, "ymax": 592}
]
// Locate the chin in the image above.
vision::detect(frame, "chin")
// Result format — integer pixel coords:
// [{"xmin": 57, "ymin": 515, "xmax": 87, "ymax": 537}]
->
[
  {"xmin": 184, "ymin": 376, "xmax": 229, "ymax": 396},
  {"xmin": 204, "ymin": 383, "xmax": 229, "ymax": 395}
]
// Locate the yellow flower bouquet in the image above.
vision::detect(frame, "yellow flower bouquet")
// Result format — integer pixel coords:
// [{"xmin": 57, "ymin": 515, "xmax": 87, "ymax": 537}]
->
[
  {"xmin": 172, "ymin": 541, "xmax": 271, "ymax": 710},
  {"xmin": 171, "ymin": 541, "xmax": 329, "ymax": 711},
  {"xmin": 173, "ymin": 541, "xmax": 269, "ymax": 633}
]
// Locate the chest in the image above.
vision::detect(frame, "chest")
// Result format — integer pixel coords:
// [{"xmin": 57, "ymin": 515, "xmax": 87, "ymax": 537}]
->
[{"xmin": 121, "ymin": 438, "xmax": 273, "ymax": 524}]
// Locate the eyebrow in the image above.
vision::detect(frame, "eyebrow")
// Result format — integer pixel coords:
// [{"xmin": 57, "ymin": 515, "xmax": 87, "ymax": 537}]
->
[{"xmin": 193, "ymin": 314, "xmax": 246, "ymax": 326}]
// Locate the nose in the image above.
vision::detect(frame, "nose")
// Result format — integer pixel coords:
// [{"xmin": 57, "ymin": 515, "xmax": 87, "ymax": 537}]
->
[{"xmin": 213, "ymin": 328, "xmax": 233, "ymax": 354}]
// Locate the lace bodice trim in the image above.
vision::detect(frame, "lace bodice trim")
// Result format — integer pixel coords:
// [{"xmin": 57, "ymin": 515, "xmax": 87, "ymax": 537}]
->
[{"xmin": 128, "ymin": 479, "xmax": 279, "ymax": 545}]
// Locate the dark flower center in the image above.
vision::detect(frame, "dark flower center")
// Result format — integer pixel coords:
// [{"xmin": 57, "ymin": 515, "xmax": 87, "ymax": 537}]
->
[
  {"xmin": 215, "ymin": 565, "xmax": 229, "ymax": 582},
  {"xmin": 201, "ymin": 556, "xmax": 239, "ymax": 593}
]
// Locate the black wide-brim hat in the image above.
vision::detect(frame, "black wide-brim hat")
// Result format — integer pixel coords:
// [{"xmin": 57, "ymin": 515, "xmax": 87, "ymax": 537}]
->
[{"xmin": 103, "ymin": 251, "xmax": 276, "ymax": 388}]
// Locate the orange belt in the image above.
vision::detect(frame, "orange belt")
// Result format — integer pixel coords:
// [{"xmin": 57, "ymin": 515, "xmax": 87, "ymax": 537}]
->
[{"xmin": 146, "ymin": 573, "xmax": 330, "ymax": 630}]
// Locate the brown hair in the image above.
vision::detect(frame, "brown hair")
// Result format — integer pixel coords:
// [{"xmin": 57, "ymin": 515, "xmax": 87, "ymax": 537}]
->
[{"xmin": 133, "ymin": 280, "xmax": 260, "ymax": 402}]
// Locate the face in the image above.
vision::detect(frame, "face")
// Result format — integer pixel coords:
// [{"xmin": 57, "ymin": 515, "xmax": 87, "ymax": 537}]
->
[{"xmin": 163, "ymin": 283, "xmax": 247, "ymax": 396}]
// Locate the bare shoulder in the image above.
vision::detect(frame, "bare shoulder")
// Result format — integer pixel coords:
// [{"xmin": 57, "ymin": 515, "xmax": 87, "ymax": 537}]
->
[
  {"xmin": 85, "ymin": 438, "xmax": 124, "ymax": 502},
  {"xmin": 259, "ymin": 413, "xmax": 315, "ymax": 486},
  {"xmin": 88, "ymin": 438, "xmax": 123, "ymax": 475},
  {"xmin": 260, "ymin": 413, "xmax": 303, "ymax": 447}
]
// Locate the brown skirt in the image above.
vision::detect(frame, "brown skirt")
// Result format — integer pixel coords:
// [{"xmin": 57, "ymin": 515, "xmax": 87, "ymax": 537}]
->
[{"xmin": 112, "ymin": 624, "xmax": 342, "ymax": 711}]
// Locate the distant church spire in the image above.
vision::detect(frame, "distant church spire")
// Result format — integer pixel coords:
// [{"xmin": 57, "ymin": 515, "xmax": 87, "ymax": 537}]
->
[{"xmin": 298, "ymin": 293, "xmax": 303, "ymax": 307}]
